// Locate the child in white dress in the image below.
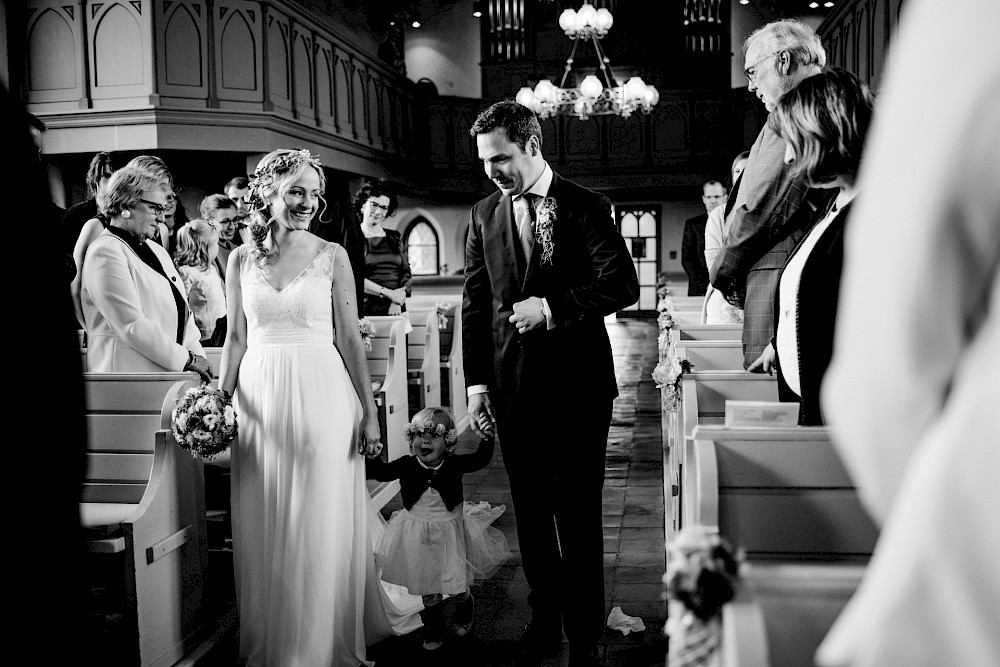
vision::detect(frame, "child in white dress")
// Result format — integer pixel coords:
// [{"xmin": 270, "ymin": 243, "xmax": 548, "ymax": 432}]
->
[
  {"xmin": 366, "ymin": 407, "xmax": 511, "ymax": 651},
  {"xmin": 173, "ymin": 220, "xmax": 227, "ymax": 345}
]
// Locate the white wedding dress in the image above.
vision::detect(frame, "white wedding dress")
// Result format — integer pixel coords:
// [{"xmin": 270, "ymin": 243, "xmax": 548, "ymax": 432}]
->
[{"xmin": 231, "ymin": 242, "xmax": 421, "ymax": 666}]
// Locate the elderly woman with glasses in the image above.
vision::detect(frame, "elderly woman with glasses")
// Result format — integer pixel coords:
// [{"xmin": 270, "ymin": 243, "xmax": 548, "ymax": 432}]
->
[
  {"xmin": 353, "ymin": 179, "xmax": 412, "ymax": 317},
  {"xmin": 80, "ymin": 165, "xmax": 212, "ymax": 381}
]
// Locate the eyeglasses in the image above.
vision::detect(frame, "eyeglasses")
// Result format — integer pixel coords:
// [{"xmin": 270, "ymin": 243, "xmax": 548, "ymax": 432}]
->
[
  {"xmin": 744, "ymin": 50, "xmax": 783, "ymax": 84},
  {"xmin": 367, "ymin": 201, "xmax": 390, "ymax": 213},
  {"xmin": 138, "ymin": 199, "xmax": 168, "ymax": 216}
]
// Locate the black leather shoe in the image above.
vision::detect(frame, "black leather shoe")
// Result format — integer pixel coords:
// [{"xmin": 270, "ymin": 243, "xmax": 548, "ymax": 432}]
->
[
  {"xmin": 517, "ymin": 618, "xmax": 562, "ymax": 661},
  {"xmin": 568, "ymin": 647, "xmax": 602, "ymax": 667}
]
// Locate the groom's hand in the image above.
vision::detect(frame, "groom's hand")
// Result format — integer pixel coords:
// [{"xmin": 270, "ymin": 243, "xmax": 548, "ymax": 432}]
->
[
  {"xmin": 510, "ymin": 297, "xmax": 545, "ymax": 334},
  {"xmin": 469, "ymin": 392, "xmax": 496, "ymax": 439}
]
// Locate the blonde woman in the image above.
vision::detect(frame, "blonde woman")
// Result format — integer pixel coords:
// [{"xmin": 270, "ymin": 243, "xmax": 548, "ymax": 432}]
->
[
  {"xmin": 174, "ymin": 220, "xmax": 226, "ymax": 346},
  {"xmin": 218, "ymin": 148, "xmax": 420, "ymax": 666}
]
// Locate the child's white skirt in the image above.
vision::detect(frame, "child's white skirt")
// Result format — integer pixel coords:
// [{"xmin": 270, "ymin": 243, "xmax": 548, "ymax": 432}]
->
[{"xmin": 376, "ymin": 488, "xmax": 511, "ymax": 596}]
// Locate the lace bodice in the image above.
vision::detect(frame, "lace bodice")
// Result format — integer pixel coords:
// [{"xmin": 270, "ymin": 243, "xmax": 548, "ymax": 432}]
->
[{"xmin": 239, "ymin": 243, "xmax": 337, "ymax": 341}]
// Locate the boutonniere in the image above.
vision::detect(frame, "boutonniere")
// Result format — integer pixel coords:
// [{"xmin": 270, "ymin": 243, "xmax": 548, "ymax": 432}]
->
[{"xmin": 535, "ymin": 197, "xmax": 557, "ymax": 264}]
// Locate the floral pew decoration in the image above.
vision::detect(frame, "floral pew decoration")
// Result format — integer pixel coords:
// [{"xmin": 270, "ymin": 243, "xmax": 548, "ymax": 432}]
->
[
  {"xmin": 434, "ymin": 301, "xmax": 452, "ymax": 331},
  {"xmin": 663, "ymin": 526, "xmax": 743, "ymax": 667},
  {"xmin": 359, "ymin": 317, "xmax": 376, "ymax": 352},
  {"xmin": 652, "ymin": 354, "xmax": 692, "ymax": 412},
  {"xmin": 656, "ymin": 285, "xmax": 677, "ymax": 357}
]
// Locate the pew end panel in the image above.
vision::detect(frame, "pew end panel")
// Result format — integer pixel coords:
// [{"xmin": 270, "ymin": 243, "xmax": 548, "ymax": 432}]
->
[
  {"xmin": 669, "ymin": 323, "xmax": 742, "ymax": 346},
  {"xmin": 689, "ymin": 425, "xmax": 879, "ymax": 561},
  {"xmin": 721, "ymin": 563, "xmax": 865, "ymax": 667},
  {"xmin": 672, "ymin": 372, "xmax": 778, "ymax": 533},
  {"xmin": 82, "ymin": 372, "xmax": 208, "ymax": 667},
  {"xmin": 674, "ymin": 340, "xmax": 747, "ymax": 372},
  {"xmin": 365, "ymin": 315, "xmax": 410, "ymax": 463},
  {"xmin": 439, "ymin": 305, "xmax": 469, "ymax": 433},
  {"xmin": 405, "ymin": 309, "xmax": 442, "ymax": 417}
]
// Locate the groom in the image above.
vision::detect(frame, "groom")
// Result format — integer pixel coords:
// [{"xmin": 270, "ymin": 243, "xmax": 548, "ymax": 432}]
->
[{"xmin": 463, "ymin": 100, "xmax": 639, "ymax": 666}]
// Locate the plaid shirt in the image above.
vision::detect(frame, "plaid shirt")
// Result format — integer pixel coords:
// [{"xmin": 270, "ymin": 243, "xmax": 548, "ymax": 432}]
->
[{"xmin": 710, "ymin": 123, "xmax": 832, "ymax": 367}]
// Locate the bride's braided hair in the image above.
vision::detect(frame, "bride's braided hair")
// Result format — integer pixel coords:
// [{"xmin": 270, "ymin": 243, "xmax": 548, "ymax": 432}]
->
[{"xmin": 244, "ymin": 148, "xmax": 326, "ymax": 265}]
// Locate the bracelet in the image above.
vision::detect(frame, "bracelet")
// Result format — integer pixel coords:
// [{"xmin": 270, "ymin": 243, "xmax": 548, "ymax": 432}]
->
[{"xmin": 379, "ymin": 286, "xmax": 386, "ymax": 296}]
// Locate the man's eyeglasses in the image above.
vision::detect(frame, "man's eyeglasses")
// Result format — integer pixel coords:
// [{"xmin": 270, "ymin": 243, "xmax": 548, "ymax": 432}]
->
[
  {"xmin": 138, "ymin": 199, "xmax": 168, "ymax": 216},
  {"xmin": 744, "ymin": 50, "xmax": 783, "ymax": 84}
]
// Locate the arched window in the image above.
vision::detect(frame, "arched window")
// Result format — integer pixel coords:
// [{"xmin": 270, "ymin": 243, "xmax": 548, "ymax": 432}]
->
[{"xmin": 405, "ymin": 218, "xmax": 439, "ymax": 275}]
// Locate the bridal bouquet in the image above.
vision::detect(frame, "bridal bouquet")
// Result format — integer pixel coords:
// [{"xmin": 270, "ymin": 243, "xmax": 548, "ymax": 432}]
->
[
  {"xmin": 434, "ymin": 301, "xmax": 451, "ymax": 330},
  {"xmin": 359, "ymin": 317, "xmax": 376, "ymax": 352},
  {"xmin": 663, "ymin": 526, "xmax": 743, "ymax": 667},
  {"xmin": 171, "ymin": 384, "xmax": 237, "ymax": 461}
]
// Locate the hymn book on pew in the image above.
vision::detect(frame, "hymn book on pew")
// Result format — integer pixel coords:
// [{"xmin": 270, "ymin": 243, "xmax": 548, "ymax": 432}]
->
[{"xmin": 724, "ymin": 400, "xmax": 800, "ymax": 427}]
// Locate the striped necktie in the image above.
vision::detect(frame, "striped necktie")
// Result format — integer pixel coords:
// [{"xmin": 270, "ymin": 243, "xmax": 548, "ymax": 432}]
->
[{"xmin": 516, "ymin": 193, "xmax": 538, "ymax": 261}]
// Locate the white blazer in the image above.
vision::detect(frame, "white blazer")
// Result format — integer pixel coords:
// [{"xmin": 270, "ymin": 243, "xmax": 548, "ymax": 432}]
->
[{"xmin": 82, "ymin": 228, "xmax": 205, "ymax": 372}]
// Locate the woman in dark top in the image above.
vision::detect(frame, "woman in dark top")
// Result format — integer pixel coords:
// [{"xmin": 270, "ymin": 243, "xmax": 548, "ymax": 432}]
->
[
  {"xmin": 748, "ymin": 67, "xmax": 874, "ymax": 425},
  {"xmin": 354, "ymin": 180, "xmax": 413, "ymax": 316}
]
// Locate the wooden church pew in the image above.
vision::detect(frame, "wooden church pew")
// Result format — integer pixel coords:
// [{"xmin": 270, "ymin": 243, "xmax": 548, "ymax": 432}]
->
[
  {"xmin": 404, "ymin": 307, "xmax": 442, "ymax": 417},
  {"xmin": 669, "ymin": 323, "xmax": 742, "ymax": 345},
  {"xmin": 437, "ymin": 303, "xmax": 469, "ymax": 433},
  {"xmin": 686, "ymin": 425, "xmax": 879, "ymax": 561},
  {"xmin": 363, "ymin": 316, "xmax": 410, "ymax": 456},
  {"xmin": 673, "ymin": 339, "xmax": 746, "ymax": 371},
  {"xmin": 82, "ymin": 372, "xmax": 207, "ymax": 667},
  {"xmin": 666, "ymin": 371, "xmax": 778, "ymax": 539},
  {"xmin": 721, "ymin": 563, "xmax": 865, "ymax": 667}
]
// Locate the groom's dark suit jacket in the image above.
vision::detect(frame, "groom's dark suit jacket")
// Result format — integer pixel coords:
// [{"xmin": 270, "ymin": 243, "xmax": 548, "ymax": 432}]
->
[{"xmin": 462, "ymin": 170, "xmax": 639, "ymax": 413}]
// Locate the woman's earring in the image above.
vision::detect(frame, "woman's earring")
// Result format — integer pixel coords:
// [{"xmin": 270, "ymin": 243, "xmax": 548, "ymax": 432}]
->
[{"xmin": 122, "ymin": 210, "xmax": 131, "ymax": 218}]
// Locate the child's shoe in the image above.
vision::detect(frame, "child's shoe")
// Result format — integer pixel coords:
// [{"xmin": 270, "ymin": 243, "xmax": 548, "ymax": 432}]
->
[
  {"xmin": 421, "ymin": 603, "xmax": 446, "ymax": 650},
  {"xmin": 454, "ymin": 594, "xmax": 475, "ymax": 637}
]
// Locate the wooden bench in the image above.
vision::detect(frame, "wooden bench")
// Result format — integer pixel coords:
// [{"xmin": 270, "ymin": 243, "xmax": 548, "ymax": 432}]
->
[
  {"xmin": 364, "ymin": 316, "xmax": 409, "ymax": 449},
  {"xmin": 437, "ymin": 303, "xmax": 469, "ymax": 433},
  {"xmin": 687, "ymin": 425, "xmax": 879, "ymax": 561},
  {"xmin": 405, "ymin": 308, "xmax": 442, "ymax": 417},
  {"xmin": 666, "ymin": 371, "xmax": 778, "ymax": 539},
  {"xmin": 669, "ymin": 323, "xmax": 742, "ymax": 345},
  {"xmin": 673, "ymin": 339, "xmax": 746, "ymax": 371},
  {"xmin": 721, "ymin": 563, "xmax": 865, "ymax": 667},
  {"xmin": 83, "ymin": 372, "xmax": 207, "ymax": 667}
]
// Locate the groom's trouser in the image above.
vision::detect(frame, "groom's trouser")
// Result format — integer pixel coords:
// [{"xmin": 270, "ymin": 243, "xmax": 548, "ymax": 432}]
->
[{"xmin": 496, "ymin": 390, "xmax": 612, "ymax": 649}]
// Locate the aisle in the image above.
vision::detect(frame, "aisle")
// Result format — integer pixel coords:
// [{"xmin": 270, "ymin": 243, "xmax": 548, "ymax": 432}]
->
[
  {"xmin": 195, "ymin": 319, "xmax": 666, "ymax": 667},
  {"xmin": 370, "ymin": 319, "xmax": 666, "ymax": 666}
]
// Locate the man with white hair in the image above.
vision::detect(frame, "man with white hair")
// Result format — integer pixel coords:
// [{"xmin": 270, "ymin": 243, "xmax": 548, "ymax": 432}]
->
[{"xmin": 709, "ymin": 19, "xmax": 836, "ymax": 368}]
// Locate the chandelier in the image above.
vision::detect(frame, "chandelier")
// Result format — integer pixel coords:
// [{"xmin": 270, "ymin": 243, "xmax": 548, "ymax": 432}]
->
[{"xmin": 515, "ymin": 3, "xmax": 659, "ymax": 121}]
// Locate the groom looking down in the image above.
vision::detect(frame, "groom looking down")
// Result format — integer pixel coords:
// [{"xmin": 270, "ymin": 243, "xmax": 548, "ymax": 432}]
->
[{"xmin": 463, "ymin": 100, "xmax": 639, "ymax": 667}]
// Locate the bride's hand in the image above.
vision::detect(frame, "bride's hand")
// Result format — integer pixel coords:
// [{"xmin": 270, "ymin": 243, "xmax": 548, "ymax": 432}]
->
[{"xmin": 358, "ymin": 413, "xmax": 383, "ymax": 457}]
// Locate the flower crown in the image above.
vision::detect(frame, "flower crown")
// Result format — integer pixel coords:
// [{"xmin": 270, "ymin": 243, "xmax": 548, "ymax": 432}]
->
[
  {"xmin": 245, "ymin": 148, "xmax": 323, "ymax": 211},
  {"xmin": 404, "ymin": 420, "xmax": 459, "ymax": 446}
]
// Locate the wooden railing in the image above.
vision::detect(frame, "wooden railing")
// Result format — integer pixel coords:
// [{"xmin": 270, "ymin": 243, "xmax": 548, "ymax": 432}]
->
[{"xmin": 23, "ymin": 0, "xmax": 760, "ymax": 198}]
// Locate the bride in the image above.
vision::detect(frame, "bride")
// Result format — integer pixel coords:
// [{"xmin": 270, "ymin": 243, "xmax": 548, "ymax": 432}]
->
[{"xmin": 219, "ymin": 148, "xmax": 421, "ymax": 666}]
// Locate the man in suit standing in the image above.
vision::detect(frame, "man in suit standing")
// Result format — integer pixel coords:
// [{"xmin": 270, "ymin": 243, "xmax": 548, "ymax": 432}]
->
[
  {"xmin": 463, "ymin": 100, "xmax": 638, "ymax": 667},
  {"xmin": 681, "ymin": 179, "xmax": 727, "ymax": 296},
  {"xmin": 710, "ymin": 19, "xmax": 834, "ymax": 368}
]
